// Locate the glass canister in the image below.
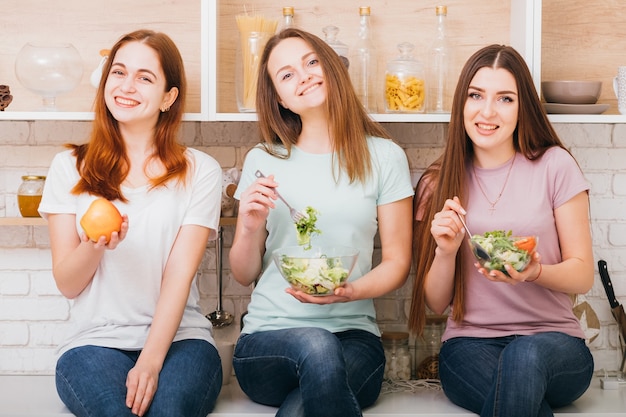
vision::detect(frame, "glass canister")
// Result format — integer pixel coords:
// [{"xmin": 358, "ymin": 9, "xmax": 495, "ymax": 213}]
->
[
  {"xmin": 382, "ymin": 331, "xmax": 411, "ymax": 380},
  {"xmin": 415, "ymin": 315, "xmax": 446, "ymax": 380},
  {"xmin": 17, "ymin": 175, "xmax": 46, "ymax": 217},
  {"xmin": 234, "ymin": 13, "xmax": 278, "ymax": 113},
  {"xmin": 322, "ymin": 25, "xmax": 349, "ymax": 69},
  {"xmin": 384, "ymin": 42, "xmax": 426, "ymax": 113}
]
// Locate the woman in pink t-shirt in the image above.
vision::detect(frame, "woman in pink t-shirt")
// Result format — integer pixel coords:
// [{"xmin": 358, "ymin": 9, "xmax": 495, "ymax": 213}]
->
[{"xmin": 409, "ymin": 44, "xmax": 594, "ymax": 417}]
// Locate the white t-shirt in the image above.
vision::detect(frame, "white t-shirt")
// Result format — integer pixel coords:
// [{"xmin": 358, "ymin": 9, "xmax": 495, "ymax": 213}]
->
[
  {"xmin": 39, "ymin": 148, "xmax": 222, "ymax": 355},
  {"xmin": 234, "ymin": 136, "xmax": 414, "ymax": 336}
]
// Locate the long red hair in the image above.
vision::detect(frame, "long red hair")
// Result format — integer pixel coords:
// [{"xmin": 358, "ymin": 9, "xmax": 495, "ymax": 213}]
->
[{"xmin": 69, "ymin": 29, "xmax": 188, "ymax": 201}]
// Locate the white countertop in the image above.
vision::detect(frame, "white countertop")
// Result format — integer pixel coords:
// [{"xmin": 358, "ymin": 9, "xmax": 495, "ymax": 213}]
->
[{"xmin": 0, "ymin": 375, "xmax": 624, "ymax": 416}]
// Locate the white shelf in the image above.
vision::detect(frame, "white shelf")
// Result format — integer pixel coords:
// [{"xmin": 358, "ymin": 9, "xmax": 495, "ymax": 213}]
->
[{"xmin": 1, "ymin": 0, "xmax": 622, "ymax": 125}]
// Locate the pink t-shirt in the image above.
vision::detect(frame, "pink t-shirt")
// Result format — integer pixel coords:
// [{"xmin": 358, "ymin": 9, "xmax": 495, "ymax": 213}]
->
[{"xmin": 443, "ymin": 147, "xmax": 589, "ymax": 341}]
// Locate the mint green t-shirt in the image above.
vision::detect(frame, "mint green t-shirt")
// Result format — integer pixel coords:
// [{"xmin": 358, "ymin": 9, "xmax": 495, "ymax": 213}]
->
[{"xmin": 234, "ymin": 136, "xmax": 413, "ymax": 336}]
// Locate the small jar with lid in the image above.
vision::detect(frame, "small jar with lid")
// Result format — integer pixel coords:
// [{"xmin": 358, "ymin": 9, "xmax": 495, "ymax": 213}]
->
[
  {"xmin": 322, "ymin": 25, "xmax": 349, "ymax": 69},
  {"xmin": 17, "ymin": 175, "xmax": 46, "ymax": 217},
  {"xmin": 384, "ymin": 42, "xmax": 426, "ymax": 113},
  {"xmin": 382, "ymin": 331, "xmax": 411, "ymax": 380}
]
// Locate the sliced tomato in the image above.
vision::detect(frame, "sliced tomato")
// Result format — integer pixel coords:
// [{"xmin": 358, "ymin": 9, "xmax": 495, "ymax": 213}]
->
[{"xmin": 513, "ymin": 236, "xmax": 536, "ymax": 253}]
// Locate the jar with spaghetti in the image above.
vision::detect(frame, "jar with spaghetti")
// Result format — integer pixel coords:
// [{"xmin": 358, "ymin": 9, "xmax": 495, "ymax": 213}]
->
[
  {"xmin": 382, "ymin": 331, "xmax": 411, "ymax": 380},
  {"xmin": 235, "ymin": 14, "xmax": 278, "ymax": 112},
  {"xmin": 17, "ymin": 175, "xmax": 46, "ymax": 217},
  {"xmin": 415, "ymin": 315, "xmax": 446, "ymax": 380},
  {"xmin": 384, "ymin": 42, "xmax": 425, "ymax": 113}
]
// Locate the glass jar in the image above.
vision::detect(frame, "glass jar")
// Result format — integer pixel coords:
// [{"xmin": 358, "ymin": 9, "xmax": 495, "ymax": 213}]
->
[
  {"xmin": 382, "ymin": 331, "xmax": 411, "ymax": 380},
  {"xmin": 322, "ymin": 25, "xmax": 349, "ymax": 69},
  {"xmin": 384, "ymin": 42, "xmax": 426, "ymax": 113},
  {"xmin": 17, "ymin": 175, "xmax": 46, "ymax": 217},
  {"xmin": 235, "ymin": 30, "xmax": 274, "ymax": 112},
  {"xmin": 415, "ymin": 316, "xmax": 446, "ymax": 380}
]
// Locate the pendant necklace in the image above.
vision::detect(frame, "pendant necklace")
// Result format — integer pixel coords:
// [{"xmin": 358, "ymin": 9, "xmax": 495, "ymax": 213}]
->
[{"xmin": 472, "ymin": 154, "xmax": 516, "ymax": 214}]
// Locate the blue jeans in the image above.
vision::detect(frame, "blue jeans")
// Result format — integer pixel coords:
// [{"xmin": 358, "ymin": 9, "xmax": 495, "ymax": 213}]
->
[
  {"xmin": 439, "ymin": 332, "xmax": 594, "ymax": 417},
  {"xmin": 233, "ymin": 328, "xmax": 385, "ymax": 417},
  {"xmin": 56, "ymin": 339, "xmax": 222, "ymax": 417}
]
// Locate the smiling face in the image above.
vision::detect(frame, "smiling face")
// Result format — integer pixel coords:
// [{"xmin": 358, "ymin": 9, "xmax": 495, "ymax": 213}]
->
[
  {"xmin": 463, "ymin": 67, "xmax": 519, "ymax": 157},
  {"xmin": 266, "ymin": 37, "xmax": 327, "ymax": 114},
  {"xmin": 104, "ymin": 41, "xmax": 178, "ymax": 127}
]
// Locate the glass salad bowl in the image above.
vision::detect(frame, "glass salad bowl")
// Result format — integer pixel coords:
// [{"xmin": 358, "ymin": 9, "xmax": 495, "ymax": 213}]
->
[
  {"xmin": 469, "ymin": 231, "xmax": 538, "ymax": 274},
  {"xmin": 273, "ymin": 245, "xmax": 359, "ymax": 296}
]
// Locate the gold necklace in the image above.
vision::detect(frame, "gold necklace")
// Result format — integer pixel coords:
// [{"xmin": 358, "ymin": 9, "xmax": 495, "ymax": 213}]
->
[{"xmin": 472, "ymin": 154, "xmax": 516, "ymax": 213}]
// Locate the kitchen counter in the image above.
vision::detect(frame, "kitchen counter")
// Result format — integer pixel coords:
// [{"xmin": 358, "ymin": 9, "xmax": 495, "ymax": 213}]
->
[{"xmin": 0, "ymin": 375, "xmax": 624, "ymax": 416}]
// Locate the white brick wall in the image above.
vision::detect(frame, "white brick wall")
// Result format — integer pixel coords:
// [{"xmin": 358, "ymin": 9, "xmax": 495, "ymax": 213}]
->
[{"xmin": 1, "ymin": 120, "xmax": 624, "ymax": 376}]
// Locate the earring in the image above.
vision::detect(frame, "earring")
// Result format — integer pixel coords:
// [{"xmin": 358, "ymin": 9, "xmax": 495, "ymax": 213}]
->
[{"xmin": 160, "ymin": 105, "xmax": 170, "ymax": 112}]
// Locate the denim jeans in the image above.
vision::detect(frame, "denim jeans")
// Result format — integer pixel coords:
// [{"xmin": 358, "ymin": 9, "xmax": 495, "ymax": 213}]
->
[
  {"xmin": 56, "ymin": 339, "xmax": 222, "ymax": 417},
  {"xmin": 233, "ymin": 328, "xmax": 385, "ymax": 417},
  {"xmin": 439, "ymin": 332, "xmax": 594, "ymax": 417}
]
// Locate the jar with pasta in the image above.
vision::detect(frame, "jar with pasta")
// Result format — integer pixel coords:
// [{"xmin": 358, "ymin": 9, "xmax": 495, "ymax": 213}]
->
[{"xmin": 384, "ymin": 42, "xmax": 426, "ymax": 113}]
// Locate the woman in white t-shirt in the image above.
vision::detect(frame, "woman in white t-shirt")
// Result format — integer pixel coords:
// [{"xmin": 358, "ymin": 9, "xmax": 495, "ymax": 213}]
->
[
  {"xmin": 229, "ymin": 28, "xmax": 414, "ymax": 417},
  {"xmin": 39, "ymin": 30, "xmax": 222, "ymax": 417},
  {"xmin": 409, "ymin": 44, "xmax": 594, "ymax": 417}
]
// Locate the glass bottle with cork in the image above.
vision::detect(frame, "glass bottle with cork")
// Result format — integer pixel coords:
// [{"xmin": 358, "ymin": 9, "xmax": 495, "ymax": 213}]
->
[
  {"xmin": 428, "ymin": 5, "xmax": 451, "ymax": 113},
  {"xmin": 279, "ymin": 6, "xmax": 295, "ymax": 32},
  {"xmin": 349, "ymin": 6, "xmax": 377, "ymax": 112}
]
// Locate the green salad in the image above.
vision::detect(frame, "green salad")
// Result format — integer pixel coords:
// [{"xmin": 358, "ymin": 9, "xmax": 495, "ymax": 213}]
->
[
  {"xmin": 278, "ymin": 255, "xmax": 349, "ymax": 295},
  {"xmin": 295, "ymin": 206, "xmax": 321, "ymax": 249},
  {"xmin": 471, "ymin": 230, "xmax": 532, "ymax": 273}
]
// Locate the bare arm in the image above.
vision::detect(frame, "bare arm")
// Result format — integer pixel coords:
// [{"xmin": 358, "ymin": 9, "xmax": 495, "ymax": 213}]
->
[
  {"xmin": 125, "ymin": 224, "xmax": 210, "ymax": 416},
  {"xmin": 423, "ymin": 197, "xmax": 465, "ymax": 314},
  {"xmin": 48, "ymin": 213, "xmax": 128, "ymax": 299},
  {"xmin": 229, "ymin": 176, "xmax": 277, "ymax": 287}
]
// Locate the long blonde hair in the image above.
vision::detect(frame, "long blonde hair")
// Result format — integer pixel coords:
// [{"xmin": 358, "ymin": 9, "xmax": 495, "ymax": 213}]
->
[{"xmin": 254, "ymin": 28, "xmax": 391, "ymax": 183}]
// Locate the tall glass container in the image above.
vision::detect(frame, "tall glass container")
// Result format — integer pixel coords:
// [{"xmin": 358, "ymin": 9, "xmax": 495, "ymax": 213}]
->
[
  {"xmin": 428, "ymin": 5, "xmax": 451, "ymax": 113},
  {"xmin": 349, "ymin": 6, "xmax": 377, "ymax": 112},
  {"xmin": 322, "ymin": 25, "xmax": 349, "ymax": 69},
  {"xmin": 235, "ymin": 14, "xmax": 278, "ymax": 112}
]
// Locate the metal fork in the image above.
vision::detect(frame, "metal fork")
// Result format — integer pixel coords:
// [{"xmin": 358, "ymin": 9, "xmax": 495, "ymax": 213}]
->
[{"xmin": 254, "ymin": 170, "xmax": 306, "ymax": 223}]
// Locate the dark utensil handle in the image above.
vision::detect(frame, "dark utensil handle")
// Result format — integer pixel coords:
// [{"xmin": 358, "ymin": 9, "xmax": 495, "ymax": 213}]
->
[{"xmin": 598, "ymin": 260, "xmax": 619, "ymax": 309}]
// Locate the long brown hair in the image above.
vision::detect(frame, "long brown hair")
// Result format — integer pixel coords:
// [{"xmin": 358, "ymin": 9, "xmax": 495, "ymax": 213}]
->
[
  {"xmin": 255, "ymin": 28, "xmax": 390, "ymax": 183},
  {"xmin": 408, "ymin": 44, "xmax": 569, "ymax": 335},
  {"xmin": 69, "ymin": 29, "xmax": 188, "ymax": 201}
]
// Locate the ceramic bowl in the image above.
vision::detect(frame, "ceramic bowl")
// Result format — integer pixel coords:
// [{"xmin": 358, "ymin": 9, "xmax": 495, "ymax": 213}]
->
[
  {"xmin": 541, "ymin": 80, "xmax": 601, "ymax": 105},
  {"xmin": 272, "ymin": 245, "xmax": 359, "ymax": 295}
]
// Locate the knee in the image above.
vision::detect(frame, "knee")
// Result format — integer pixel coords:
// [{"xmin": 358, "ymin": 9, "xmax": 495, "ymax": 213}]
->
[{"xmin": 295, "ymin": 328, "xmax": 342, "ymax": 361}]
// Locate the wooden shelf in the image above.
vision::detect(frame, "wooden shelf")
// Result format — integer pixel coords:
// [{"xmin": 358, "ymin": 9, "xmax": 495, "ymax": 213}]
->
[{"xmin": 0, "ymin": 216, "xmax": 237, "ymax": 227}]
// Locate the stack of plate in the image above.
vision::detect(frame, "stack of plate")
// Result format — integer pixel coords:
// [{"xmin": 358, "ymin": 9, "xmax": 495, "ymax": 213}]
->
[{"xmin": 541, "ymin": 80, "xmax": 608, "ymax": 114}]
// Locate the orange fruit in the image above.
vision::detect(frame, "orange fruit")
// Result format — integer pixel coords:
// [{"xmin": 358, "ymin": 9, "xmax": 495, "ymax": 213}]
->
[
  {"xmin": 513, "ymin": 236, "xmax": 537, "ymax": 253},
  {"xmin": 80, "ymin": 198, "xmax": 123, "ymax": 243}
]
